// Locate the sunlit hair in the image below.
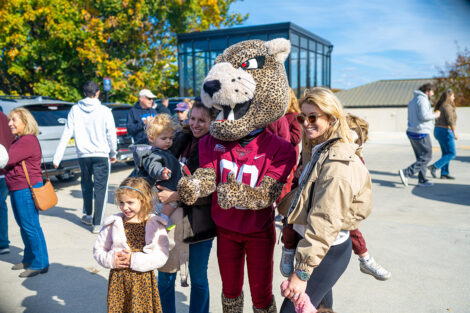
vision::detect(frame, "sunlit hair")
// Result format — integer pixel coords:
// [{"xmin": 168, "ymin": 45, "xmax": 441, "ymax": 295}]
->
[
  {"xmin": 189, "ymin": 100, "xmax": 216, "ymax": 121},
  {"xmin": 286, "ymin": 88, "xmax": 301, "ymax": 114},
  {"xmin": 8, "ymin": 107, "xmax": 39, "ymax": 136},
  {"xmin": 286, "ymin": 88, "xmax": 300, "ymax": 114},
  {"xmin": 346, "ymin": 113, "xmax": 369, "ymax": 146},
  {"xmin": 115, "ymin": 177, "xmax": 154, "ymax": 221},
  {"xmin": 146, "ymin": 113, "xmax": 177, "ymax": 142},
  {"xmin": 435, "ymin": 89, "xmax": 455, "ymax": 111},
  {"xmin": 299, "ymin": 87, "xmax": 353, "ymax": 146}
]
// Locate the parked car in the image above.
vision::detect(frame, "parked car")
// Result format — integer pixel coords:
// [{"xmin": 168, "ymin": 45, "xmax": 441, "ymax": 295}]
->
[
  {"xmin": 104, "ymin": 103, "xmax": 134, "ymax": 163},
  {"xmin": 0, "ymin": 95, "xmax": 80, "ymax": 182},
  {"xmin": 153, "ymin": 97, "xmax": 195, "ymax": 114}
]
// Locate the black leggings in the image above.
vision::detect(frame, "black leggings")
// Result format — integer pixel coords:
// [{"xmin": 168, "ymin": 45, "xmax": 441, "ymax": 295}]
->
[{"xmin": 280, "ymin": 237, "xmax": 352, "ymax": 312}]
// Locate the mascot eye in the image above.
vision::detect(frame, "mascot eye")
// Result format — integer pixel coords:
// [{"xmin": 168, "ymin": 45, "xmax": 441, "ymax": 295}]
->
[{"xmin": 240, "ymin": 56, "xmax": 266, "ymax": 70}]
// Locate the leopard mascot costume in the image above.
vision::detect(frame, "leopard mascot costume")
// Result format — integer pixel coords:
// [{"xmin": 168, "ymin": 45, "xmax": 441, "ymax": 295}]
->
[{"xmin": 178, "ymin": 38, "xmax": 296, "ymax": 313}]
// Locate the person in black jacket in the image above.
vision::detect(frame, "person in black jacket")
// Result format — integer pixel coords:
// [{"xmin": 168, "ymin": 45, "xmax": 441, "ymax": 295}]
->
[
  {"xmin": 127, "ymin": 89, "xmax": 158, "ymax": 144},
  {"xmin": 155, "ymin": 97, "xmax": 171, "ymax": 115},
  {"xmin": 155, "ymin": 100, "xmax": 217, "ymax": 313}
]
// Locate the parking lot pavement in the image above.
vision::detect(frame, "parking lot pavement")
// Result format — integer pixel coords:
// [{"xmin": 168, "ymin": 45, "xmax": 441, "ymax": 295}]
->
[{"xmin": 0, "ymin": 143, "xmax": 469, "ymax": 313}]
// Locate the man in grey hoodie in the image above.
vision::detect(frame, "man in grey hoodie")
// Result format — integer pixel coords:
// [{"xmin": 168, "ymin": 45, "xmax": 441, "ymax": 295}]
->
[
  {"xmin": 53, "ymin": 81, "xmax": 117, "ymax": 233},
  {"xmin": 399, "ymin": 83, "xmax": 440, "ymax": 187}
]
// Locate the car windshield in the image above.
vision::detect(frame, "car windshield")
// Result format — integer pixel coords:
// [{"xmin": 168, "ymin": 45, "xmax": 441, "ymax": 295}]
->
[
  {"xmin": 26, "ymin": 104, "xmax": 73, "ymax": 126},
  {"xmin": 112, "ymin": 108, "xmax": 129, "ymax": 127}
]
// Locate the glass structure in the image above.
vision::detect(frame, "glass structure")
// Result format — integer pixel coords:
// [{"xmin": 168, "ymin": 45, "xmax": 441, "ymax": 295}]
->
[{"xmin": 177, "ymin": 22, "xmax": 333, "ymax": 98}]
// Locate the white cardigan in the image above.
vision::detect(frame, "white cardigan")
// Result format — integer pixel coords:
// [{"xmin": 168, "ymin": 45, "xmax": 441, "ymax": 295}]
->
[{"xmin": 93, "ymin": 213, "xmax": 170, "ymax": 272}]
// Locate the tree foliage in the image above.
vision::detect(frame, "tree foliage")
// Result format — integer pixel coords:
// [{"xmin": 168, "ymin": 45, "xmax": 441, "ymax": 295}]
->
[
  {"xmin": 0, "ymin": 0, "xmax": 247, "ymax": 103},
  {"xmin": 434, "ymin": 47, "xmax": 470, "ymax": 107}
]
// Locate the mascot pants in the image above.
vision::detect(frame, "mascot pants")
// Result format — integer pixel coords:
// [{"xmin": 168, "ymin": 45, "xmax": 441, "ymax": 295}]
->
[{"xmin": 217, "ymin": 224, "xmax": 275, "ymax": 309}]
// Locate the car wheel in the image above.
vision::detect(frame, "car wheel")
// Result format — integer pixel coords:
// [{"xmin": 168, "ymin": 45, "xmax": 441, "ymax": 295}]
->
[{"xmin": 56, "ymin": 172, "xmax": 80, "ymax": 182}]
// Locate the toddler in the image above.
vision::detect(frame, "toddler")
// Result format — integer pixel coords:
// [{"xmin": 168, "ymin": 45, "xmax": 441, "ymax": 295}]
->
[
  {"xmin": 93, "ymin": 177, "xmax": 170, "ymax": 312},
  {"xmin": 131, "ymin": 113, "xmax": 182, "ymax": 226}
]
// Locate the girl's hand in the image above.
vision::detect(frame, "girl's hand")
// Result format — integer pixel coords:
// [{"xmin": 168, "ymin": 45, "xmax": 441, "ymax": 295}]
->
[
  {"xmin": 281, "ymin": 272, "xmax": 308, "ymax": 307},
  {"xmin": 161, "ymin": 168, "xmax": 172, "ymax": 180},
  {"xmin": 115, "ymin": 250, "xmax": 131, "ymax": 268},
  {"xmin": 156, "ymin": 185, "xmax": 179, "ymax": 204}
]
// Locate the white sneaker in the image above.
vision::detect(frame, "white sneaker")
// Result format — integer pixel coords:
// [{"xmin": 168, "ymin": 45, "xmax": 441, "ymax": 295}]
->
[
  {"xmin": 360, "ymin": 257, "xmax": 391, "ymax": 281},
  {"xmin": 398, "ymin": 169, "xmax": 408, "ymax": 187},
  {"xmin": 91, "ymin": 225, "xmax": 102, "ymax": 234},
  {"xmin": 280, "ymin": 247, "xmax": 295, "ymax": 277}
]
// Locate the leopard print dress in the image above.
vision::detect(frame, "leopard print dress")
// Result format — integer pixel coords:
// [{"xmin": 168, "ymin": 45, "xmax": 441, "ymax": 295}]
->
[{"xmin": 107, "ymin": 220, "xmax": 162, "ymax": 313}]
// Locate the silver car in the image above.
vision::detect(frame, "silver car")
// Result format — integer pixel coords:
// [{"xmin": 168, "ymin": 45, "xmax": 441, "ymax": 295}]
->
[{"xmin": 0, "ymin": 95, "xmax": 80, "ymax": 182}]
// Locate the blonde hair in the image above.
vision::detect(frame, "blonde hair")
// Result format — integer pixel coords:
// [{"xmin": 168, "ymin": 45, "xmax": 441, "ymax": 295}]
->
[
  {"xmin": 286, "ymin": 88, "xmax": 301, "ymax": 114},
  {"xmin": 146, "ymin": 114, "xmax": 177, "ymax": 142},
  {"xmin": 299, "ymin": 87, "xmax": 353, "ymax": 160},
  {"xmin": 115, "ymin": 177, "xmax": 154, "ymax": 221},
  {"xmin": 8, "ymin": 107, "xmax": 39, "ymax": 136},
  {"xmin": 346, "ymin": 113, "xmax": 369, "ymax": 145}
]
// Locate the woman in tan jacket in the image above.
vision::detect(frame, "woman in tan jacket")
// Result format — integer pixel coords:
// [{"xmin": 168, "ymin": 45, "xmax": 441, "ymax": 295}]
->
[
  {"xmin": 428, "ymin": 89, "xmax": 458, "ymax": 179},
  {"xmin": 279, "ymin": 88, "xmax": 372, "ymax": 312}
]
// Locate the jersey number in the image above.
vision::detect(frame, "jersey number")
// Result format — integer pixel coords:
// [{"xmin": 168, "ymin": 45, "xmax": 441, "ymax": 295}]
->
[{"xmin": 220, "ymin": 160, "xmax": 260, "ymax": 210}]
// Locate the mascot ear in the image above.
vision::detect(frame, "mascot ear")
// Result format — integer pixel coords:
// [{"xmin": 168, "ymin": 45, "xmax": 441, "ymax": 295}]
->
[
  {"xmin": 214, "ymin": 54, "xmax": 224, "ymax": 64},
  {"xmin": 264, "ymin": 38, "xmax": 291, "ymax": 63}
]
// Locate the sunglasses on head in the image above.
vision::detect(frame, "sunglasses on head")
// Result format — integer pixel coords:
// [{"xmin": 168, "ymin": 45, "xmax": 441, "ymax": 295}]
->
[{"xmin": 296, "ymin": 113, "xmax": 324, "ymax": 124}]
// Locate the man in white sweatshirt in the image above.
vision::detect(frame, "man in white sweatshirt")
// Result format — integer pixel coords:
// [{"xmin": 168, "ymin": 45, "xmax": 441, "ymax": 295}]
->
[{"xmin": 53, "ymin": 81, "xmax": 117, "ymax": 233}]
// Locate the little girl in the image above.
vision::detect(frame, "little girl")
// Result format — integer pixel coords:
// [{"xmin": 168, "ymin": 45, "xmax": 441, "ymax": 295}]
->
[{"xmin": 93, "ymin": 177, "xmax": 170, "ymax": 312}]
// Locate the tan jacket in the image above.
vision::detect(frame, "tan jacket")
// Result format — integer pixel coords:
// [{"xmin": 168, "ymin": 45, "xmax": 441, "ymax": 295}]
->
[{"xmin": 279, "ymin": 141, "xmax": 372, "ymax": 275}]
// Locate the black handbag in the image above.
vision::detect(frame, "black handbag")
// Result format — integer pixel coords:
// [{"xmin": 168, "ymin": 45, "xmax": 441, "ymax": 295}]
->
[{"xmin": 181, "ymin": 196, "xmax": 216, "ymax": 244}]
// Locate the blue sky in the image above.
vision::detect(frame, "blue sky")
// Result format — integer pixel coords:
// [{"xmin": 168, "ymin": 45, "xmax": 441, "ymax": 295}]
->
[{"xmin": 228, "ymin": 0, "xmax": 470, "ymax": 89}]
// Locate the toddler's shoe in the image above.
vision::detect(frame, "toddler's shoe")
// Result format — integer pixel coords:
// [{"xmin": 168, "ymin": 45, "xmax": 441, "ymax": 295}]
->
[
  {"xmin": 359, "ymin": 256, "xmax": 391, "ymax": 281},
  {"xmin": 280, "ymin": 247, "xmax": 295, "ymax": 277}
]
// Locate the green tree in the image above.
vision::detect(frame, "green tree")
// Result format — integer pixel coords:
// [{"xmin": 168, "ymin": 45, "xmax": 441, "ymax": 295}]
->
[
  {"xmin": 0, "ymin": 0, "xmax": 247, "ymax": 103},
  {"xmin": 434, "ymin": 47, "xmax": 470, "ymax": 107}
]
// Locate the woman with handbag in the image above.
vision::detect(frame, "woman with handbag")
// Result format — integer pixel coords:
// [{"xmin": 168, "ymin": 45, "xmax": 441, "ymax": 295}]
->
[
  {"xmin": 0, "ymin": 107, "xmax": 49, "ymax": 278},
  {"xmin": 155, "ymin": 99, "xmax": 216, "ymax": 313},
  {"xmin": 278, "ymin": 88, "xmax": 372, "ymax": 312}
]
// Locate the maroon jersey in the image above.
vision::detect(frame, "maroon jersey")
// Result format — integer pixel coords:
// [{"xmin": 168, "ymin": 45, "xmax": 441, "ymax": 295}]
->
[{"xmin": 199, "ymin": 130, "xmax": 296, "ymax": 233}]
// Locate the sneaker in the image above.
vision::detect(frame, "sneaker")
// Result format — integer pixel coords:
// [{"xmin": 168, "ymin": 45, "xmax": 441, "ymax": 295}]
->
[
  {"xmin": 398, "ymin": 169, "xmax": 408, "ymax": 187},
  {"xmin": 91, "ymin": 225, "xmax": 102, "ymax": 234},
  {"xmin": 417, "ymin": 181, "xmax": 434, "ymax": 187},
  {"xmin": 19, "ymin": 267, "xmax": 48, "ymax": 278},
  {"xmin": 12, "ymin": 262, "xmax": 30, "ymax": 270},
  {"xmin": 0, "ymin": 247, "xmax": 10, "ymax": 254},
  {"xmin": 440, "ymin": 175, "xmax": 455, "ymax": 180},
  {"xmin": 359, "ymin": 257, "xmax": 391, "ymax": 281},
  {"xmin": 81, "ymin": 215, "xmax": 93, "ymax": 226},
  {"xmin": 427, "ymin": 165, "xmax": 437, "ymax": 178},
  {"xmin": 280, "ymin": 247, "xmax": 295, "ymax": 277}
]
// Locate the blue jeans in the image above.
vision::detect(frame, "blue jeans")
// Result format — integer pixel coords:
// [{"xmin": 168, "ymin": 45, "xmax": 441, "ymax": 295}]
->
[
  {"xmin": 10, "ymin": 182, "xmax": 49, "ymax": 270},
  {"xmin": 158, "ymin": 239, "xmax": 213, "ymax": 313},
  {"xmin": 0, "ymin": 178, "xmax": 9, "ymax": 249},
  {"xmin": 433, "ymin": 127, "xmax": 456, "ymax": 176}
]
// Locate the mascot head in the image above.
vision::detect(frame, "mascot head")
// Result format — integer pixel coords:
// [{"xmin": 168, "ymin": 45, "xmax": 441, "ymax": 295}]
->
[{"xmin": 201, "ymin": 38, "xmax": 291, "ymax": 141}]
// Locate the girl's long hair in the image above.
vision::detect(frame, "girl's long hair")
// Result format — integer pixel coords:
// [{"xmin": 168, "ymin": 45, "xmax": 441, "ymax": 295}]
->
[{"xmin": 435, "ymin": 89, "xmax": 455, "ymax": 111}]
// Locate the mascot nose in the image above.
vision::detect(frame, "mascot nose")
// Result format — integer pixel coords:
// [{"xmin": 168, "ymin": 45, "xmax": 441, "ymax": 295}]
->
[{"xmin": 203, "ymin": 80, "xmax": 221, "ymax": 97}]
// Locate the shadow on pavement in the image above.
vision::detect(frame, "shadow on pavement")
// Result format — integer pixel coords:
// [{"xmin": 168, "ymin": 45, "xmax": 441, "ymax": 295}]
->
[
  {"xmin": 68, "ymin": 185, "xmax": 119, "ymax": 205},
  {"xmin": 412, "ymin": 182, "xmax": 470, "ymax": 206},
  {"xmin": 21, "ymin": 263, "xmax": 108, "ymax": 313},
  {"xmin": 40, "ymin": 206, "xmax": 90, "ymax": 231},
  {"xmin": 454, "ymin": 155, "xmax": 470, "ymax": 163},
  {"xmin": 175, "ymin": 291, "xmax": 189, "ymax": 312},
  {"xmin": 368, "ymin": 169, "xmax": 400, "ymax": 177},
  {"xmin": 0, "ymin": 245, "xmax": 24, "ymax": 266}
]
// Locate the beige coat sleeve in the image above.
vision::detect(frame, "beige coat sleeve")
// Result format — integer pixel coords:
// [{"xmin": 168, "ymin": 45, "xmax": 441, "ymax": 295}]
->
[{"xmin": 294, "ymin": 173, "xmax": 354, "ymax": 275}]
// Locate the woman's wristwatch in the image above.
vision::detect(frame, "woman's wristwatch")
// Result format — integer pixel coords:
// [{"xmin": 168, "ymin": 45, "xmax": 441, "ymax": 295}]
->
[{"xmin": 295, "ymin": 269, "xmax": 310, "ymax": 281}]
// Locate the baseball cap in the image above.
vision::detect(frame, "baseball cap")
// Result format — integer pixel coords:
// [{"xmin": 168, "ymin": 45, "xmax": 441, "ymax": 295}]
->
[
  {"xmin": 139, "ymin": 89, "xmax": 157, "ymax": 99},
  {"xmin": 175, "ymin": 102, "xmax": 189, "ymax": 112}
]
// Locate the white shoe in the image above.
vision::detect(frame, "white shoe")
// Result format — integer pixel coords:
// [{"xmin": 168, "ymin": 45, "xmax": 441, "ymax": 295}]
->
[
  {"xmin": 398, "ymin": 169, "xmax": 408, "ymax": 187},
  {"xmin": 280, "ymin": 247, "xmax": 295, "ymax": 277},
  {"xmin": 91, "ymin": 225, "xmax": 102, "ymax": 234},
  {"xmin": 360, "ymin": 257, "xmax": 391, "ymax": 281}
]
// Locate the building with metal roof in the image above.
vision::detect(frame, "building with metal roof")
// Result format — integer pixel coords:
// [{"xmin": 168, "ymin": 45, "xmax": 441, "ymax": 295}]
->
[
  {"xmin": 336, "ymin": 78, "xmax": 435, "ymax": 108},
  {"xmin": 177, "ymin": 22, "xmax": 333, "ymax": 98}
]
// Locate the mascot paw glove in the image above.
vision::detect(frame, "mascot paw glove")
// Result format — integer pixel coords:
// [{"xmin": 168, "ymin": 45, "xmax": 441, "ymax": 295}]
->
[
  {"xmin": 177, "ymin": 177, "xmax": 201, "ymax": 205},
  {"xmin": 217, "ymin": 173, "xmax": 244, "ymax": 209}
]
